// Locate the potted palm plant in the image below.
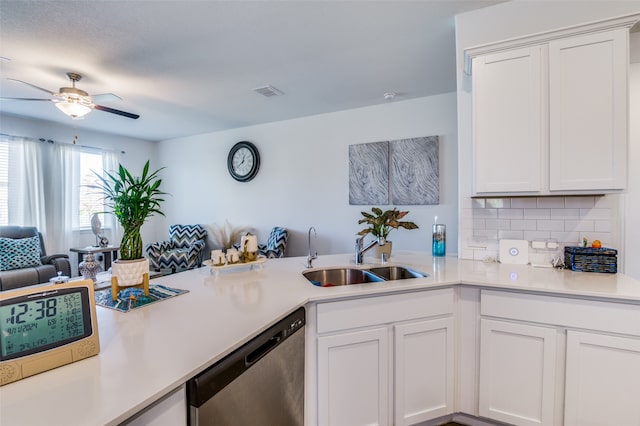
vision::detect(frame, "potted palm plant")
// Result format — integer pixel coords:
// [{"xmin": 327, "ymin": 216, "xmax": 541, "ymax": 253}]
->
[
  {"xmin": 93, "ymin": 160, "xmax": 166, "ymax": 286},
  {"xmin": 357, "ymin": 207, "xmax": 419, "ymax": 258}
]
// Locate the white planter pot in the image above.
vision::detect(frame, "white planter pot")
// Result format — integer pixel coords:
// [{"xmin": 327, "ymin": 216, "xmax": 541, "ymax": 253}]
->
[
  {"xmin": 111, "ymin": 258, "xmax": 149, "ymax": 287},
  {"xmin": 374, "ymin": 241, "xmax": 393, "ymax": 259}
]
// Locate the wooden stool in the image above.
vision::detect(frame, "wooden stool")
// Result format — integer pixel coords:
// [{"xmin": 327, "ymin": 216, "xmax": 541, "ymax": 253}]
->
[{"xmin": 111, "ymin": 273, "xmax": 149, "ymax": 301}]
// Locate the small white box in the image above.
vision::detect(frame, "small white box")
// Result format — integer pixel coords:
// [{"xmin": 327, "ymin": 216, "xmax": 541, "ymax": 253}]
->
[
  {"xmin": 499, "ymin": 239, "xmax": 529, "ymax": 265},
  {"xmin": 531, "ymin": 241, "xmax": 546, "ymax": 249}
]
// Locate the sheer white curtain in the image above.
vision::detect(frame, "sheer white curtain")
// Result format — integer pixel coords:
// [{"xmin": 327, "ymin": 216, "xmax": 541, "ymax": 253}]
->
[
  {"xmin": 49, "ymin": 144, "xmax": 122, "ymax": 255},
  {"xmin": 1, "ymin": 135, "xmax": 122, "ymax": 257},
  {"xmin": 3, "ymin": 135, "xmax": 47, "ymax": 231},
  {"xmin": 49, "ymin": 143, "xmax": 79, "ymax": 255}
]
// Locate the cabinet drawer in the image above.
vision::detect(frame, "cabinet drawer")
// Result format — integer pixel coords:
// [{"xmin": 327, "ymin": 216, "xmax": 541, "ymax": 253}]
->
[
  {"xmin": 481, "ymin": 289, "xmax": 640, "ymax": 336},
  {"xmin": 317, "ymin": 288, "xmax": 454, "ymax": 334}
]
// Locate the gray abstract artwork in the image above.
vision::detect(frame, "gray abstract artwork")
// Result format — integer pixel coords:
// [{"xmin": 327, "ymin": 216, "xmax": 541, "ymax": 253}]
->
[
  {"xmin": 349, "ymin": 141, "xmax": 389, "ymax": 205},
  {"xmin": 390, "ymin": 136, "xmax": 439, "ymax": 205}
]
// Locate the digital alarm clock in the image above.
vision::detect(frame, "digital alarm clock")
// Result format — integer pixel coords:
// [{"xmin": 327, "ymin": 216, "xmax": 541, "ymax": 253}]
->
[{"xmin": 0, "ymin": 280, "xmax": 100, "ymax": 386}]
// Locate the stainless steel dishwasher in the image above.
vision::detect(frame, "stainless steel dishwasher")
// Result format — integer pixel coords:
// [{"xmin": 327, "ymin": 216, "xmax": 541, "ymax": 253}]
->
[{"xmin": 187, "ymin": 307, "xmax": 305, "ymax": 426}]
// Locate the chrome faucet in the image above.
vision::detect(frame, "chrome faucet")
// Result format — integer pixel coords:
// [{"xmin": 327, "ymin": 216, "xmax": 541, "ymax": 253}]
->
[
  {"xmin": 306, "ymin": 226, "xmax": 317, "ymax": 268},
  {"xmin": 355, "ymin": 235, "xmax": 385, "ymax": 265}
]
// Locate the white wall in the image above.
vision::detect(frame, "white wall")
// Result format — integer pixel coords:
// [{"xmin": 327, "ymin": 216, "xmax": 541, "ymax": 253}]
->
[
  {"xmin": 455, "ymin": 2, "xmax": 640, "ymax": 266},
  {"xmin": 625, "ymin": 32, "xmax": 640, "ymax": 279},
  {"xmin": 157, "ymin": 94, "xmax": 458, "ymax": 258},
  {"xmin": 0, "ymin": 113, "xmax": 159, "ymax": 253}
]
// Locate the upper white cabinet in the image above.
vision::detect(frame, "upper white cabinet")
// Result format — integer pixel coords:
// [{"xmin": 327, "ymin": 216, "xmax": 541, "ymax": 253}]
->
[
  {"xmin": 549, "ymin": 29, "xmax": 628, "ymax": 191},
  {"xmin": 469, "ymin": 18, "xmax": 635, "ymax": 196},
  {"xmin": 473, "ymin": 46, "xmax": 544, "ymax": 194}
]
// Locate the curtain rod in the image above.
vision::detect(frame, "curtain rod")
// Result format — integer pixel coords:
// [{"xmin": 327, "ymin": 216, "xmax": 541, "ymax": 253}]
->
[{"xmin": 0, "ymin": 132, "xmax": 126, "ymax": 155}]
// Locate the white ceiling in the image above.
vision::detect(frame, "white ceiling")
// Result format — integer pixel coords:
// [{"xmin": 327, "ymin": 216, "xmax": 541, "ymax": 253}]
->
[{"xmin": 0, "ymin": 0, "xmax": 504, "ymax": 142}]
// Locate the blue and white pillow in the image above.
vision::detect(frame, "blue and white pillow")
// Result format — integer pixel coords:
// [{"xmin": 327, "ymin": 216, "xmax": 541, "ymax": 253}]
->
[{"xmin": 0, "ymin": 236, "xmax": 42, "ymax": 271}]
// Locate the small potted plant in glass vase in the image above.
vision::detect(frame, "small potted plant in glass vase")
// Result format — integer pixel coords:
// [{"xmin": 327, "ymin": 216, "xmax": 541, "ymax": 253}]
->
[
  {"xmin": 93, "ymin": 160, "xmax": 166, "ymax": 288},
  {"xmin": 357, "ymin": 207, "xmax": 418, "ymax": 258}
]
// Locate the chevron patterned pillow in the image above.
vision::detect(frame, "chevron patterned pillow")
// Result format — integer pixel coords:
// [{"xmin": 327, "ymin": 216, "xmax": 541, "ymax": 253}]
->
[
  {"xmin": 0, "ymin": 236, "xmax": 42, "ymax": 271},
  {"xmin": 169, "ymin": 224, "xmax": 206, "ymax": 248}
]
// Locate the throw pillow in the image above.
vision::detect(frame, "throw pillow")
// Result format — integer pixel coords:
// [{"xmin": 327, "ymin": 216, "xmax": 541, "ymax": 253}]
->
[{"xmin": 0, "ymin": 236, "xmax": 43, "ymax": 271}]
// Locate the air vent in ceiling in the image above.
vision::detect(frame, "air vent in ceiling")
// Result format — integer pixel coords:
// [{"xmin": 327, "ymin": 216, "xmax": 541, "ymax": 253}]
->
[{"xmin": 253, "ymin": 85, "xmax": 284, "ymax": 97}]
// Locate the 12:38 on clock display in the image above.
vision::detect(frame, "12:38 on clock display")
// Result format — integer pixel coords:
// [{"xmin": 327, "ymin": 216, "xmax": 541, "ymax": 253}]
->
[{"xmin": 0, "ymin": 280, "xmax": 100, "ymax": 386}]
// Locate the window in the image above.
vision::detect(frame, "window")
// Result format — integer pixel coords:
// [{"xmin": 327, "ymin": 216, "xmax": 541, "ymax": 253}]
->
[
  {"xmin": 76, "ymin": 150, "xmax": 106, "ymax": 229},
  {"xmin": 0, "ymin": 136, "xmax": 119, "ymax": 253}
]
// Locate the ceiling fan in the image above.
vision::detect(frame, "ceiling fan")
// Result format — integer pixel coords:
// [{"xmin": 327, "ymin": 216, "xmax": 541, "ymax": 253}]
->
[{"xmin": 0, "ymin": 72, "xmax": 140, "ymax": 120}]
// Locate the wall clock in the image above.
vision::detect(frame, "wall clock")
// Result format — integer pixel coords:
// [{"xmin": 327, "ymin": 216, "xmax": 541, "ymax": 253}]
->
[{"xmin": 227, "ymin": 141, "xmax": 260, "ymax": 182}]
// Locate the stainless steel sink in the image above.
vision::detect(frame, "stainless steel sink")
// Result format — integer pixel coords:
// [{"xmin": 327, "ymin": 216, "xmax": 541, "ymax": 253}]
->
[
  {"xmin": 303, "ymin": 268, "xmax": 384, "ymax": 287},
  {"xmin": 303, "ymin": 265, "xmax": 428, "ymax": 287},
  {"xmin": 367, "ymin": 266, "xmax": 428, "ymax": 280}
]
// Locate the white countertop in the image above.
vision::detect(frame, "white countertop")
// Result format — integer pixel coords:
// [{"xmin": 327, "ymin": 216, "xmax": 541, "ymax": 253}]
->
[{"xmin": 2, "ymin": 251, "xmax": 640, "ymax": 425}]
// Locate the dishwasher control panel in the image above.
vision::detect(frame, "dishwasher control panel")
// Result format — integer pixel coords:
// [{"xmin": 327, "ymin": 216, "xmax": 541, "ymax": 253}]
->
[{"xmin": 285, "ymin": 317, "xmax": 305, "ymax": 338}]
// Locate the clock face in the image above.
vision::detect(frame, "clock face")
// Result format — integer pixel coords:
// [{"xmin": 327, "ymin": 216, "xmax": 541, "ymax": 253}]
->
[{"xmin": 228, "ymin": 141, "xmax": 260, "ymax": 182}]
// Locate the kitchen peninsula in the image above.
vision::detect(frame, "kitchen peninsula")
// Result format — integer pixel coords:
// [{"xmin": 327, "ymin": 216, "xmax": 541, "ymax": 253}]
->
[{"xmin": 2, "ymin": 252, "xmax": 640, "ymax": 426}]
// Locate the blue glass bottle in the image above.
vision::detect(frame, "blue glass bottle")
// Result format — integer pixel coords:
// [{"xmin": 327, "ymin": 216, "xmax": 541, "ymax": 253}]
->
[{"xmin": 432, "ymin": 224, "xmax": 446, "ymax": 257}]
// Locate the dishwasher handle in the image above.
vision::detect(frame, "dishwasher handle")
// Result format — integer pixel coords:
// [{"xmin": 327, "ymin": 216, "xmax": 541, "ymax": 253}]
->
[{"xmin": 246, "ymin": 333, "xmax": 282, "ymax": 366}]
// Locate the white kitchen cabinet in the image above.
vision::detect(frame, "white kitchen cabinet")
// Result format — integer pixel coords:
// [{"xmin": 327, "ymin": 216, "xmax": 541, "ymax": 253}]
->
[
  {"xmin": 549, "ymin": 29, "xmax": 628, "ymax": 191},
  {"xmin": 478, "ymin": 319, "xmax": 558, "ymax": 426},
  {"xmin": 480, "ymin": 289, "xmax": 640, "ymax": 426},
  {"xmin": 394, "ymin": 317, "xmax": 454, "ymax": 425},
  {"xmin": 313, "ymin": 288, "xmax": 455, "ymax": 426},
  {"xmin": 123, "ymin": 385, "xmax": 186, "ymax": 426},
  {"xmin": 564, "ymin": 330, "xmax": 640, "ymax": 426},
  {"xmin": 469, "ymin": 24, "xmax": 631, "ymax": 196},
  {"xmin": 472, "ymin": 46, "xmax": 544, "ymax": 194},
  {"xmin": 318, "ymin": 327, "xmax": 390, "ymax": 426}
]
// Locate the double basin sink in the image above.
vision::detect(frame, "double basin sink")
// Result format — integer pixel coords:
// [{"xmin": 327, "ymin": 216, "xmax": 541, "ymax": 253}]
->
[{"xmin": 303, "ymin": 265, "xmax": 428, "ymax": 287}]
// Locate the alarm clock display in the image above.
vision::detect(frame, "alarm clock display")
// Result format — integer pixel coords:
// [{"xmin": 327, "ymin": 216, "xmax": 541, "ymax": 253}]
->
[
  {"xmin": 0, "ymin": 280, "xmax": 100, "ymax": 385},
  {"xmin": 1, "ymin": 288, "xmax": 89, "ymax": 360}
]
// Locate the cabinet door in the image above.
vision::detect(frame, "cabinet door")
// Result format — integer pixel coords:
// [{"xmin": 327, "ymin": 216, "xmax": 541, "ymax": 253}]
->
[
  {"xmin": 318, "ymin": 327, "xmax": 389, "ymax": 426},
  {"xmin": 124, "ymin": 385, "xmax": 186, "ymax": 426},
  {"xmin": 479, "ymin": 319, "xmax": 557, "ymax": 426},
  {"xmin": 394, "ymin": 317, "xmax": 454, "ymax": 426},
  {"xmin": 549, "ymin": 29, "xmax": 628, "ymax": 191},
  {"xmin": 473, "ymin": 46, "xmax": 543, "ymax": 194},
  {"xmin": 565, "ymin": 331, "xmax": 640, "ymax": 426}
]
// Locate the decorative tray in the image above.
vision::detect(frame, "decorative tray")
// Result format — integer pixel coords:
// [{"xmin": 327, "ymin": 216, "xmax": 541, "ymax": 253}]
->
[{"xmin": 204, "ymin": 255, "xmax": 267, "ymax": 273}]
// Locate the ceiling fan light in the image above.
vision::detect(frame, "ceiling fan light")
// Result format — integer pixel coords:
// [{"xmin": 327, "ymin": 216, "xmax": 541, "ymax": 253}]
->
[{"xmin": 55, "ymin": 100, "xmax": 92, "ymax": 119}]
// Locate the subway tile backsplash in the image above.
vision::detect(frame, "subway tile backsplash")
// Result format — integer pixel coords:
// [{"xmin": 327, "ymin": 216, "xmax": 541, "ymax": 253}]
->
[{"xmin": 461, "ymin": 195, "xmax": 619, "ymax": 261}]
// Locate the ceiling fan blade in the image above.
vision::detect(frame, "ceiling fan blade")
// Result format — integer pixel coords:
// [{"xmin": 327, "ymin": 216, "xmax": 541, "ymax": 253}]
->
[
  {"xmin": 7, "ymin": 78, "xmax": 56, "ymax": 96},
  {"xmin": 93, "ymin": 104, "xmax": 140, "ymax": 120},
  {"xmin": 0, "ymin": 97, "xmax": 52, "ymax": 101},
  {"xmin": 92, "ymin": 93, "xmax": 122, "ymax": 103}
]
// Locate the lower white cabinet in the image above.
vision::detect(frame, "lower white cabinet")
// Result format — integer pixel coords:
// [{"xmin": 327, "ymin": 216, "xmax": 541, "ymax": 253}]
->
[
  {"xmin": 313, "ymin": 288, "xmax": 455, "ymax": 426},
  {"xmin": 394, "ymin": 317, "xmax": 454, "ymax": 425},
  {"xmin": 564, "ymin": 331, "xmax": 640, "ymax": 426},
  {"xmin": 480, "ymin": 289, "xmax": 640, "ymax": 426},
  {"xmin": 318, "ymin": 327, "xmax": 390, "ymax": 426},
  {"xmin": 123, "ymin": 385, "xmax": 187, "ymax": 426},
  {"xmin": 479, "ymin": 319, "xmax": 558, "ymax": 426}
]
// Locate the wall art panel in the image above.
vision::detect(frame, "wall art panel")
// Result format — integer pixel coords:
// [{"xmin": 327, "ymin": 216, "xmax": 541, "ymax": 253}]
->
[
  {"xmin": 390, "ymin": 136, "xmax": 439, "ymax": 205},
  {"xmin": 349, "ymin": 141, "xmax": 389, "ymax": 205}
]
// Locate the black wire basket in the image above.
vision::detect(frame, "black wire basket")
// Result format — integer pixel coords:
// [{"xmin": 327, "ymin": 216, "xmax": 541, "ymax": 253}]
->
[{"xmin": 564, "ymin": 246, "xmax": 617, "ymax": 273}]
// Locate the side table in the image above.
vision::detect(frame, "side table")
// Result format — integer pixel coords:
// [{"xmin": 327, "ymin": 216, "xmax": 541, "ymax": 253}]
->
[{"xmin": 70, "ymin": 246, "xmax": 120, "ymax": 271}]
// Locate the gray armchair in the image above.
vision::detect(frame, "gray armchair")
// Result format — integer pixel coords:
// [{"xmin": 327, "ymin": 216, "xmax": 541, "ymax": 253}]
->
[{"xmin": 0, "ymin": 226, "xmax": 72, "ymax": 292}]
